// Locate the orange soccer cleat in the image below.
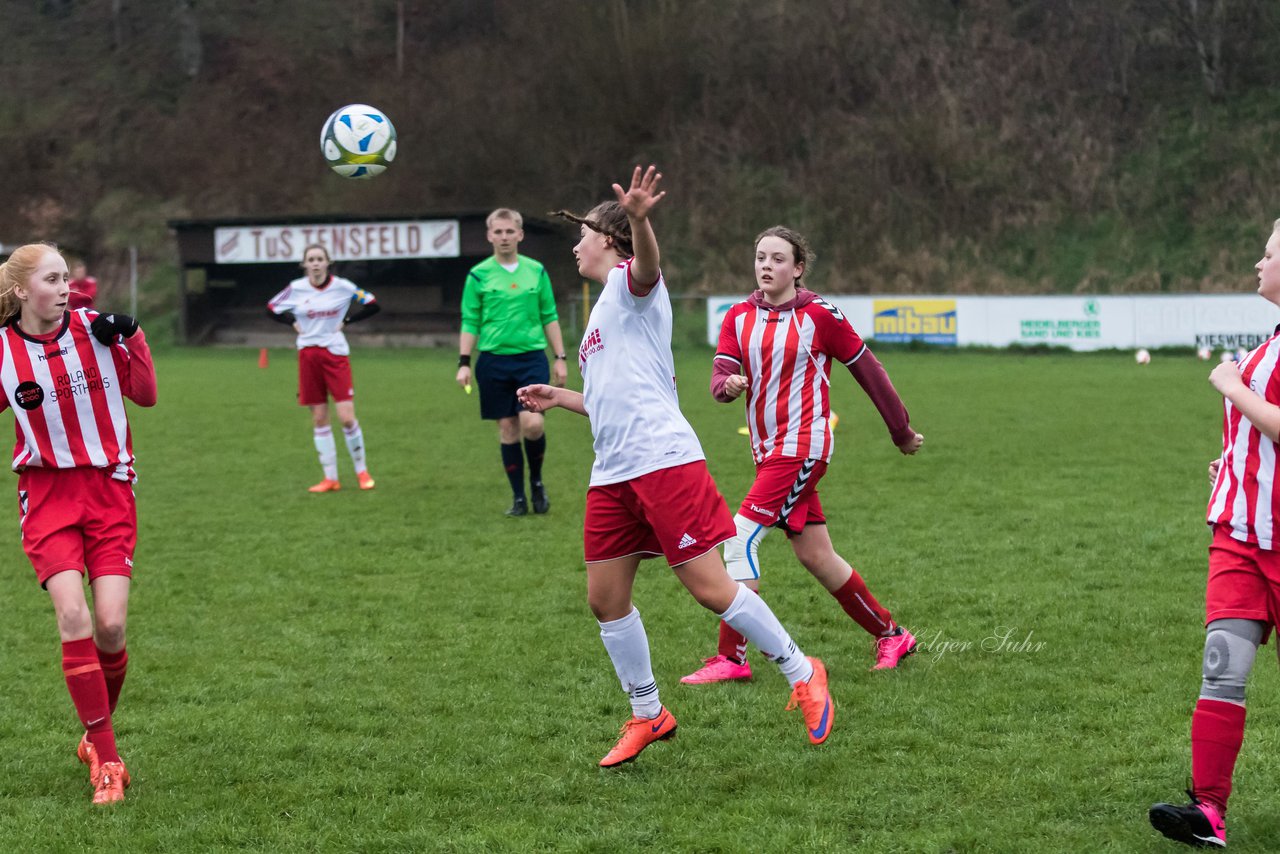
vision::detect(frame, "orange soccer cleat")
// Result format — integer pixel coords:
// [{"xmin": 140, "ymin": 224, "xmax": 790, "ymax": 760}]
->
[
  {"xmin": 91, "ymin": 761, "xmax": 130, "ymax": 805},
  {"xmin": 786, "ymin": 657, "xmax": 834, "ymax": 745},
  {"xmin": 308, "ymin": 478, "xmax": 341, "ymax": 493},
  {"xmin": 77, "ymin": 733, "xmax": 100, "ymax": 786},
  {"xmin": 598, "ymin": 706, "xmax": 677, "ymax": 767},
  {"xmin": 357, "ymin": 471, "xmax": 376, "ymax": 490}
]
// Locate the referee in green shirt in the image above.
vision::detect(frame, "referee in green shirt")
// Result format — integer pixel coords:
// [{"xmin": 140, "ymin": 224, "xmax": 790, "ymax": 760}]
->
[{"xmin": 456, "ymin": 208, "xmax": 568, "ymax": 516}]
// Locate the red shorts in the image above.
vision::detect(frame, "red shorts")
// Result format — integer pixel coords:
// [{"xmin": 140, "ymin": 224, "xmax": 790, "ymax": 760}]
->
[
  {"xmin": 17, "ymin": 467, "xmax": 136, "ymax": 587},
  {"xmin": 298, "ymin": 347, "xmax": 355, "ymax": 406},
  {"xmin": 584, "ymin": 460, "xmax": 736, "ymax": 567},
  {"xmin": 738, "ymin": 457, "xmax": 829, "ymax": 536},
  {"xmin": 1206, "ymin": 523, "xmax": 1280, "ymax": 642}
]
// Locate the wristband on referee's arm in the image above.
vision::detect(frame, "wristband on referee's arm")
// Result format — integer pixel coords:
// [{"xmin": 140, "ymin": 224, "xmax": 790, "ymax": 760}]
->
[
  {"xmin": 554, "ymin": 353, "xmax": 567, "ymax": 360},
  {"xmin": 457, "ymin": 354, "xmax": 471, "ymax": 368}
]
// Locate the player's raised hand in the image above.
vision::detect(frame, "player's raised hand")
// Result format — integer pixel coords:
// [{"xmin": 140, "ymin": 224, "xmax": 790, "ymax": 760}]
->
[
  {"xmin": 517, "ymin": 383, "xmax": 559, "ymax": 413},
  {"xmin": 613, "ymin": 165, "xmax": 666, "ymax": 222},
  {"xmin": 897, "ymin": 431, "xmax": 924, "ymax": 455}
]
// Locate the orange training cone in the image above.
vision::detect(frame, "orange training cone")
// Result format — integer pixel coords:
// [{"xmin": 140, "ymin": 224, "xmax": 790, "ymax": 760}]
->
[{"xmin": 258, "ymin": 348, "xmax": 269, "ymax": 369}]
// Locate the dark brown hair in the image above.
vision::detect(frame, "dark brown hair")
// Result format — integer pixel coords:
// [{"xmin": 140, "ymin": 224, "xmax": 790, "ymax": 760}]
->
[
  {"xmin": 754, "ymin": 225, "xmax": 815, "ymax": 280},
  {"xmin": 550, "ymin": 201, "xmax": 634, "ymax": 258}
]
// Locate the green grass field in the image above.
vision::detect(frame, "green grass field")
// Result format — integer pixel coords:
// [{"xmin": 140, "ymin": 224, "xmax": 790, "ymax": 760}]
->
[{"xmin": 0, "ymin": 344, "xmax": 1274, "ymax": 852}]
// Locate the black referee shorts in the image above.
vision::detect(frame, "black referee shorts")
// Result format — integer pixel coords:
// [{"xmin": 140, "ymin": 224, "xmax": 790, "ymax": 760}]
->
[{"xmin": 474, "ymin": 350, "xmax": 550, "ymax": 420}]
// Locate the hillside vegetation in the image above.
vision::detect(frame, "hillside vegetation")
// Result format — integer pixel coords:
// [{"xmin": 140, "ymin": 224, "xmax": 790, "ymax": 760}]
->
[{"xmin": 3, "ymin": 0, "xmax": 1279, "ymax": 309}]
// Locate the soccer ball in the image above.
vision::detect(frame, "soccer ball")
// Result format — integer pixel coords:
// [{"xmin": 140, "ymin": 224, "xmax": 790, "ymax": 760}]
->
[
  {"xmin": 1196, "ymin": 346, "xmax": 1212, "ymax": 361},
  {"xmin": 1135, "ymin": 348, "xmax": 1151, "ymax": 365},
  {"xmin": 320, "ymin": 104, "xmax": 397, "ymax": 179}
]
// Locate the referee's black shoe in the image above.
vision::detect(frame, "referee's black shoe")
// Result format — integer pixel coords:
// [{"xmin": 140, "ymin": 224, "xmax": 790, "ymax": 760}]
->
[
  {"xmin": 505, "ymin": 496, "xmax": 528, "ymax": 517},
  {"xmin": 531, "ymin": 482, "xmax": 550, "ymax": 514}
]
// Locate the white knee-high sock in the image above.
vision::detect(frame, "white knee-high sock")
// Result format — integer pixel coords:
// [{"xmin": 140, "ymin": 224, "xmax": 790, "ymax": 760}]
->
[
  {"xmin": 718, "ymin": 583, "xmax": 813, "ymax": 687},
  {"xmin": 598, "ymin": 608, "xmax": 662, "ymax": 719},
  {"xmin": 313, "ymin": 426, "xmax": 338, "ymax": 481},
  {"xmin": 342, "ymin": 421, "xmax": 368, "ymax": 474}
]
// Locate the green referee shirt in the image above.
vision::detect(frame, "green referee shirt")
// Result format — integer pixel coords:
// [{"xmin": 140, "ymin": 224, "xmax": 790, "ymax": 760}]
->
[{"xmin": 460, "ymin": 255, "xmax": 559, "ymax": 354}]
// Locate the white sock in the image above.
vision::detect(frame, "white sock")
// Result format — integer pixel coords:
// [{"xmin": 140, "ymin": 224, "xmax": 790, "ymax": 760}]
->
[
  {"xmin": 313, "ymin": 426, "xmax": 338, "ymax": 481},
  {"xmin": 598, "ymin": 608, "xmax": 662, "ymax": 719},
  {"xmin": 718, "ymin": 583, "xmax": 813, "ymax": 687},
  {"xmin": 342, "ymin": 421, "xmax": 368, "ymax": 474}
]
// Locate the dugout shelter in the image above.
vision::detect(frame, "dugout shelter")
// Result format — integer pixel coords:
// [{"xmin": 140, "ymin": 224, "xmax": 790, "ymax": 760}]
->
[{"xmin": 170, "ymin": 212, "xmax": 576, "ymax": 346}]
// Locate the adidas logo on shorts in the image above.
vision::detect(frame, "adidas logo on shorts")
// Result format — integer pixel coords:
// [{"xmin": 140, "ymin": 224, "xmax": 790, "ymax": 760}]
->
[{"xmin": 678, "ymin": 533, "xmax": 697, "ymax": 549}]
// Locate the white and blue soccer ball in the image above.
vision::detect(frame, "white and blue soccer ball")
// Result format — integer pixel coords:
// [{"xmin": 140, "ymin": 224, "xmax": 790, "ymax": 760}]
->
[{"xmin": 320, "ymin": 104, "xmax": 397, "ymax": 179}]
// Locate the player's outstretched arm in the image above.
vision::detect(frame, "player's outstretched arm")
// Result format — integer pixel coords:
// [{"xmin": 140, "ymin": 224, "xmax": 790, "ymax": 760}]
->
[
  {"xmin": 847, "ymin": 346, "xmax": 917, "ymax": 450},
  {"xmin": 518, "ymin": 384, "xmax": 586, "ymax": 417},
  {"xmin": 613, "ymin": 165, "xmax": 665, "ymax": 289},
  {"xmin": 1211, "ymin": 361, "xmax": 1280, "ymax": 442}
]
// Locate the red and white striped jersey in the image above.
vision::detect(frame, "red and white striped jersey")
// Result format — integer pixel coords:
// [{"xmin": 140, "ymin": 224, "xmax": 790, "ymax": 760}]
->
[
  {"xmin": 268, "ymin": 275, "xmax": 376, "ymax": 356},
  {"xmin": 0, "ymin": 310, "xmax": 156, "ymax": 481},
  {"xmin": 716, "ymin": 290, "xmax": 866, "ymax": 464},
  {"xmin": 1208, "ymin": 328, "xmax": 1280, "ymax": 548}
]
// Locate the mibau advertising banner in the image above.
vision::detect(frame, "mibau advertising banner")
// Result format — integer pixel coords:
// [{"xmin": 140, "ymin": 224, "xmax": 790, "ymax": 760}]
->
[{"xmin": 706, "ymin": 295, "xmax": 1280, "ymax": 351}]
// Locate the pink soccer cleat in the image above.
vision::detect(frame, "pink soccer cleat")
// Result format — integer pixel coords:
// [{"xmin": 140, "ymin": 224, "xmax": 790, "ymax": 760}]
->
[
  {"xmin": 872, "ymin": 628, "xmax": 917, "ymax": 670},
  {"xmin": 680, "ymin": 655, "xmax": 753, "ymax": 685},
  {"xmin": 1149, "ymin": 791, "xmax": 1226, "ymax": 848}
]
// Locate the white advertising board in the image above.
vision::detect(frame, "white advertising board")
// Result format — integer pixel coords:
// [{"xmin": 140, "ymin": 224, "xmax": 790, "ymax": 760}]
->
[
  {"xmin": 214, "ymin": 220, "xmax": 460, "ymax": 264},
  {"xmin": 706, "ymin": 294, "xmax": 1280, "ymax": 351}
]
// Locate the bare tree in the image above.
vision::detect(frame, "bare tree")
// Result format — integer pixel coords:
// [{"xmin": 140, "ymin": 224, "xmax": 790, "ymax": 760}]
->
[
  {"xmin": 110, "ymin": 0, "xmax": 124, "ymax": 51},
  {"xmin": 176, "ymin": 0, "xmax": 202, "ymax": 78},
  {"xmin": 396, "ymin": 0, "xmax": 405, "ymax": 77},
  {"xmin": 1161, "ymin": 0, "xmax": 1228, "ymax": 98}
]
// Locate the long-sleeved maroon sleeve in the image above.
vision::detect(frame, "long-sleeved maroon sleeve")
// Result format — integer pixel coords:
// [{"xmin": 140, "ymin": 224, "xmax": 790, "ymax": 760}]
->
[
  {"xmin": 118, "ymin": 328, "xmax": 157, "ymax": 407},
  {"xmin": 710, "ymin": 354, "xmax": 742, "ymax": 402},
  {"xmin": 848, "ymin": 347, "xmax": 913, "ymax": 445}
]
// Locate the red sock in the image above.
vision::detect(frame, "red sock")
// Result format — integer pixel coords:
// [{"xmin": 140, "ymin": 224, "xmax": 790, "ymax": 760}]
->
[
  {"xmin": 831, "ymin": 570, "xmax": 895, "ymax": 637},
  {"xmin": 96, "ymin": 645, "xmax": 128, "ymax": 714},
  {"xmin": 62, "ymin": 638, "xmax": 120, "ymax": 764},
  {"xmin": 1191, "ymin": 697, "xmax": 1246, "ymax": 813},
  {"xmin": 717, "ymin": 620, "xmax": 748, "ymax": 663}
]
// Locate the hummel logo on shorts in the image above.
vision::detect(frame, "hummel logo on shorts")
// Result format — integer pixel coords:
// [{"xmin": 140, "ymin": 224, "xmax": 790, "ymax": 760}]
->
[{"xmin": 678, "ymin": 533, "xmax": 697, "ymax": 549}]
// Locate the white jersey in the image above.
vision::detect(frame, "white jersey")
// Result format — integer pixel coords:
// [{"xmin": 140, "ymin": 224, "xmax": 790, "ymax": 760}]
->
[
  {"xmin": 579, "ymin": 262, "xmax": 705, "ymax": 486},
  {"xmin": 268, "ymin": 275, "xmax": 375, "ymax": 356}
]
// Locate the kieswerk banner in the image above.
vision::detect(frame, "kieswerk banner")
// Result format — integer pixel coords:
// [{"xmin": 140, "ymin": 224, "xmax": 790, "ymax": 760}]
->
[
  {"xmin": 706, "ymin": 295, "xmax": 1280, "ymax": 351},
  {"xmin": 214, "ymin": 220, "xmax": 460, "ymax": 264}
]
